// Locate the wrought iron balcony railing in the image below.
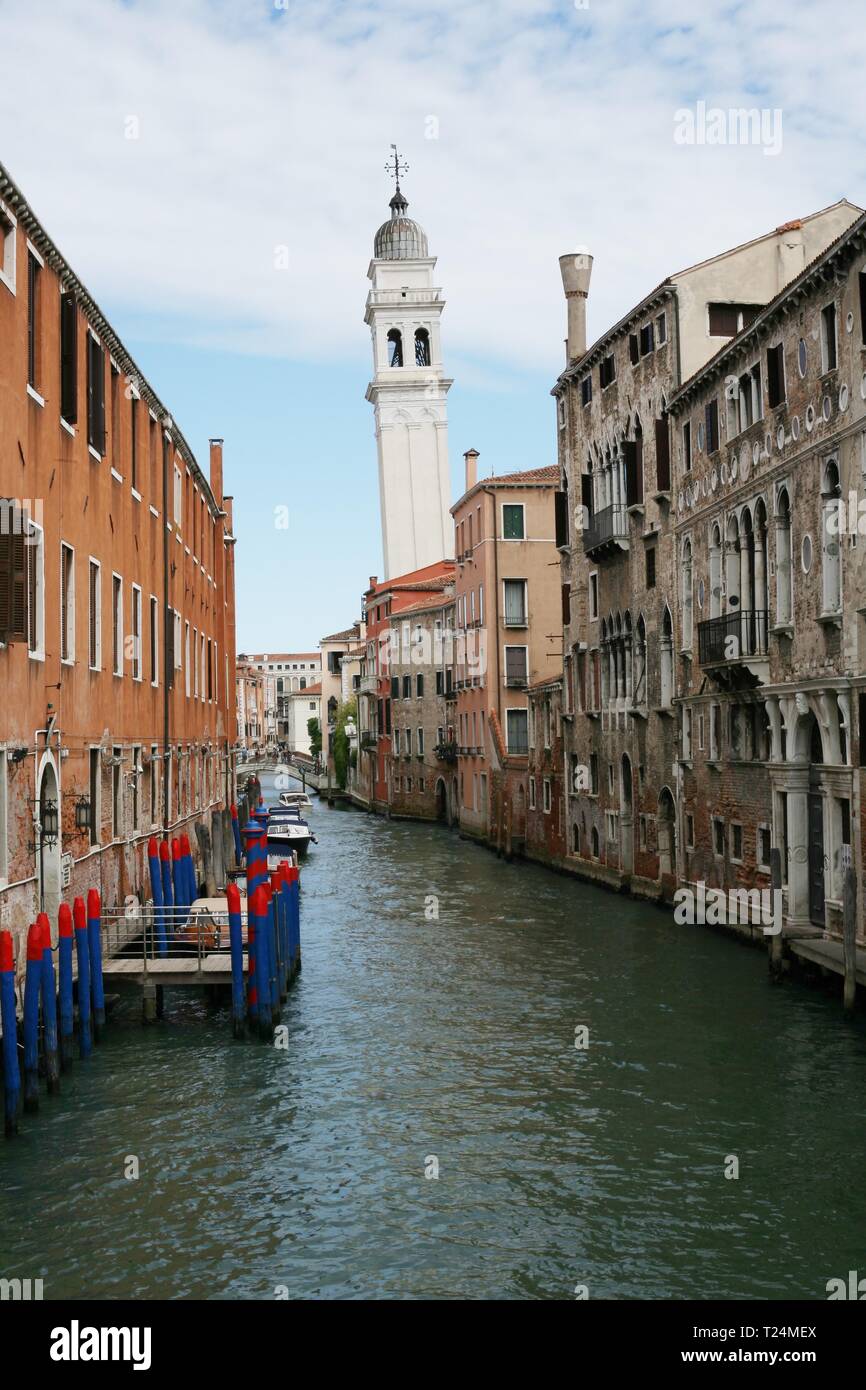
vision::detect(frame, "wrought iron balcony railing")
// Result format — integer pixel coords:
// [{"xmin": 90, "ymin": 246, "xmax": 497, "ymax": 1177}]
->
[
  {"xmin": 581, "ymin": 503, "xmax": 629, "ymax": 555},
  {"xmin": 697, "ymin": 610, "xmax": 769, "ymax": 666}
]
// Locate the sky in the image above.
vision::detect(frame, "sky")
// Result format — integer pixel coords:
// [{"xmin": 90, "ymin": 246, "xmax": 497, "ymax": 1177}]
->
[{"xmin": 2, "ymin": 0, "xmax": 865, "ymax": 649}]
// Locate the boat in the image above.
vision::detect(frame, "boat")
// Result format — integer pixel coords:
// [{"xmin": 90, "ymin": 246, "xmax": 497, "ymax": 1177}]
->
[
  {"xmin": 278, "ymin": 790, "xmax": 313, "ymax": 812},
  {"xmin": 266, "ymin": 804, "xmax": 317, "ymax": 859}
]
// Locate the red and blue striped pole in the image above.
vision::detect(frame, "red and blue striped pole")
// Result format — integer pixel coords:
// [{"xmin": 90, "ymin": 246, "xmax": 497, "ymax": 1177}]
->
[
  {"xmin": 226, "ymin": 881, "xmax": 245, "ymax": 1039},
  {"xmin": 1, "ymin": 930, "xmax": 20, "ymax": 1136},
  {"xmin": 263, "ymin": 881, "xmax": 280, "ymax": 1024},
  {"xmin": 279, "ymin": 862, "xmax": 292, "ymax": 987},
  {"xmin": 87, "ymin": 889, "xmax": 105, "ymax": 1041},
  {"xmin": 171, "ymin": 838, "xmax": 186, "ymax": 925},
  {"xmin": 148, "ymin": 836, "xmax": 166, "ymax": 956},
  {"xmin": 230, "ymin": 803, "xmax": 242, "ymax": 865},
  {"xmin": 273, "ymin": 868, "xmax": 287, "ymax": 999},
  {"xmin": 160, "ymin": 841, "xmax": 174, "ymax": 937},
  {"xmin": 242, "ymin": 823, "xmax": 263, "ymax": 896},
  {"xmin": 73, "ymin": 897, "xmax": 91, "ymax": 1058},
  {"xmin": 250, "ymin": 885, "xmax": 272, "ymax": 1040},
  {"xmin": 22, "ymin": 923, "xmax": 41, "ymax": 1113},
  {"xmin": 290, "ymin": 863, "xmax": 301, "ymax": 972},
  {"xmin": 57, "ymin": 904, "xmax": 74, "ymax": 1072},
  {"xmin": 247, "ymin": 897, "xmax": 258, "ymax": 1028},
  {"xmin": 180, "ymin": 832, "xmax": 196, "ymax": 905},
  {"xmin": 37, "ymin": 911, "xmax": 60, "ymax": 1095}
]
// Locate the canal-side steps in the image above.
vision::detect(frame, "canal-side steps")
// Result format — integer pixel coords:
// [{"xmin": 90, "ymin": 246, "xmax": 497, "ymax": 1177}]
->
[{"xmin": 0, "ymin": 811, "xmax": 303, "ymax": 1139}]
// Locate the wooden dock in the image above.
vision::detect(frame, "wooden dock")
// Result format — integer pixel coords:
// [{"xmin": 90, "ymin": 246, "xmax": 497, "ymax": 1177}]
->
[{"xmin": 102, "ymin": 953, "xmax": 247, "ymax": 988}]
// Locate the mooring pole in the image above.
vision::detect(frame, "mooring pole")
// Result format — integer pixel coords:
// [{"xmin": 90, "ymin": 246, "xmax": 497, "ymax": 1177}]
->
[
  {"xmin": 148, "ymin": 837, "xmax": 166, "ymax": 957},
  {"xmin": 1, "ymin": 931, "xmax": 20, "ymax": 1136},
  {"xmin": 769, "ymin": 848, "xmax": 783, "ymax": 982},
  {"xmin": 23, "ymin": 924, "xmax": 41, "ymax": 1113},
  {"xmin": 87, "ymin": 889, "xmax": 106, "ymax": 1042},
  {"xmin": 37, "ymin": 912, "xmax": 60, "ymax": 1095},
  {"xmin": 73, "ymin": 897, "xmax": 92, "ymax": 1058},
  {"xmin": 57, "ymin": 904, "xmax": 75, "ymax": 1072},
  {"xmin": 843, "ymin": 844, "xmax": 857, "ymax": 1014},
  {"xmin": 226, "ymin": 882, "xmax": 246, "ymax": 1039}
]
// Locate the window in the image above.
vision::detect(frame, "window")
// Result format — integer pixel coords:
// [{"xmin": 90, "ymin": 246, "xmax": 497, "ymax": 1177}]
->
[
  {"xmin": 112, "ymin": 747, "xmax": 122, "ymax": 838},
  {"xmin": 591, "ymin": 825, "xmax": 600, "ymax": 859},
  {"xmin": 629, "ymin": 333, "xmax": 639, "ymax": 365},
  {"xmin": 131, "ymin": 746, "xmax": 141, "ymax": 832},
  {"xmin": 756, "ymin": 824, "xmax": 771, "ymax": 870},
  {"xmin": 150, "ymin": 595, "xmax": 159, "ymax": 684},
  {"xmin": 416, "ymin": 673, "xmax": 424, "ymax": 696},
  {"xmin": 110, "ymin": 364, "xmax": 120, "ymax": 464},
  {"xmin": 89, "ymin": 748, "xmax": 101, "ymax": 846},
  {"xmin": 639, "ymin": 322, "xmax": 654, "ymax": 356},
  {"xmin": 821, "ymin": 303, "xmax": 838, "ymax": 372},
  {"xmin": 713, "ymin": 817, "xmax": 726, "ymax": 857},
  {"xmin": 656, "ymin": 312, "xmax": 667, "ymax": 345},
  {"xmin": 0, "ymin": 200, "xmax": 16, "ymax": 293},
  {"xmin": 705, "ymin": 398, "xmax": 719, "ymax": 455},
  {"xmin": 60, "ymin": 292, "xmax": 78, "ymax": 424},
  {"xmin": 59, "ymin": 542, "xmax": 74, "ymax": 663},
  {"xmin": 414, "ymin": 328, "xmax": 430, "ymax": 366},
  {"xmin": 87, "ymin": 333, "xmax": 106, "ymax": 455},
  {"xmin": 590, "ymin": 752, "xmax": 599, "ymax": 795},
  {"xmin": 766, "ymin": 342, "xmax": 786, "ymax": 408},
  {"xmin": 27, "ymin": 251, "xmax": 40, "ymax": 391},
  {"xmin": 502, "ymin": 504, "xmax": 525, "ymax": 540},
  {"xmin": 821, "ymin": 458, "xmax": 842, "ymax": 614},
  {"xmin": 731, "ymin": 823, "xmax": 743, "ymax": 862},
  {"xmin": 599, "ymin": 354, "xmax": 616, "ymax": 388},
  {"xmin": 131, "ymin": 395, "xmax": 139, "ymax": 492},
  {"xmin": 130, "ymin": 584, "xmax": 141, "ymax": 680},
  {"xmin": 402, "ymin": 674, "xmax": 411, "ymax": 699},
  {"xmin": 775, "ymin": 487, "xmax": 793, "ymax": 625},
  {"xmin": 505, "ymin": 708, "xmax": 529, "ymax": 754},
  {"xmin": 580, "ymin": 375, "xmax": 592, "ymax": 407},
  {"xmin": 682, "ymin": 420, "xmax": 692, "ymax": 472},
  {"xmin": 26, "ymin": 521, "xmax": 44, "ymax": 656},
  {"xmin": 417, "ymin": 728, "xmax": 424, "ymax": 756},
  {"xmin": 173, "ymin": 465, "xmax": 182, "ymax": 527},
  {"xmin": 529, "ymin": 776, "xmax": 536, "ymax": 810},
  {"xmin": 387, "ymin": 328, "xmax": 403, "ymax": 367},
  {"xmin": 543, "ymin": 779, "xmax": 552, "ymax": 813},
  {"xmin": 503, "ymin": 579, "xmax": 527, "ymax": 626},
  {"xmin": 112, "ymin": 574, "xmax": 123, "ymax": 675},
  {"xmin": 88, "ymin": 559, "xmax": 101, "ymax": 669},
  {"xmin": 708, "ymin": 303, "xmax": 761, "ymax": 336},
  {"xmin": 686, "ymin": 814, "xmax": 695, "ymax": 850},
  {"xmin": 588, "ymin": 572, "xmax": 598, "ymax": 621},
  {"xmin": 645, "ymin": 546, "xmax": 656, "ymax": 589},
  {"xmin": 504, "ymin": 646, "xmax": 528, "ymax": 685}
]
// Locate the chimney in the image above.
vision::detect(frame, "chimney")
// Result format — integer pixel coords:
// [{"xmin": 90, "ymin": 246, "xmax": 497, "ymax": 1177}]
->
[
  {"xmin": 464, "ymin": 448, "xmax": 479, "ymax": 492},
  {"xmin": 209, "ymin": 438, "xmax": 224, "ymax": 505},
  {"xmin": 558, "ymin": 246, "xmax": 593, "ymax": 363},
  {"xmin": 369, "ymin": 575, "xmax": 378, "ymax": 590}
]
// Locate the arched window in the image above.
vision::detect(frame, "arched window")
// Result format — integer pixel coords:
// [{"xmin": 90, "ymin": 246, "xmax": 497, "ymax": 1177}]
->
[
  {"xmin": 415, "ymin": 328, "xmax": 431, "ymax": 366},
  {"xmin": 775, "ymin": 487, "xmax": 793, "ymax": 625},
  {"xmin": 591, "ymin": 824, "xmax": 600, "ymax": 859},
  {"xmin": 821, "ymin": 458, "xmax": 842, "ymax": 614},
  {"xmin": 600, "ymin": 618, "xmax": 609, "ymax": 707},
  {"xmin": 387, "ymin": 329, "xmax": 403, "ymax": 367},
  {"xmin": 633, "ymin": 614, "xmax": 647, "ymax": 706},
  {"xmin": 753, "ymin": 499, "xmax": 769, "ymax": 652},
  {"xmin": 709, "ymin": 522, "xmax": 722, "ymax": 619},
  {"xmin": 682, "ymin": 538, "xmax": 693, "ymax": 650},
  {"xmin": 300, "ymin": 677, "xmax": 306, "ymax": 690},
  {"xmin": 660, "ymin": 606, "xmax": 674, "ymax": 708}
]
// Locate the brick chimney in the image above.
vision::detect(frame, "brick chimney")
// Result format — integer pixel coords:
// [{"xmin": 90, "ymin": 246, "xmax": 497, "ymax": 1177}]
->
[
  {"xmin": 464, "ymin": 448, "xmax": 479, "ymax": 492},
  {"xmin": 209, "ymin": 438, "xmax": 224, "ymax": 505},
  {"xmin": 558, "ymin": 246, "xmax": 593, "ymax": 363}
]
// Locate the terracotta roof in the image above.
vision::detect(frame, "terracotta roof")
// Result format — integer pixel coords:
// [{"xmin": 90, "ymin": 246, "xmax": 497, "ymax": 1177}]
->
[
  {"xmin": 389, "ymin": 575, "xmax": 454, "ymax": 593},
  {"xmin": 300, "ymin": 682, "xmax": 322, "ymax": 695},
  {"xmin": 320, "ymin": 626, "xmax": 360, "ymax": 643},
  {"xmin": 452, "ymin": 464, "xmax": 559, "ymax": 512},
  {"xmin": 391, "ymin": 591, "xmax": 455, "ymax": 618}
]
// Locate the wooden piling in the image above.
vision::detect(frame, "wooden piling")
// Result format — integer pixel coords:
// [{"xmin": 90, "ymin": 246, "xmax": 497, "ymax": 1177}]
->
[
  {"xmin": 843, "ymin": 845, "xmax": 857, "ymax": 1014},
  {"xmin": 57, "ymin": 904, "xmax": 75, "ymax": 1072},
  {"xmin": 22, "ymin": 924, "xmax": 41, "ymax": 1113},
  {"xmin": 1, "ymin": 931, "xmax": 20, "ymax": 1136},
  {"xmin": 769, "ymin": 849, "xmax": 783, "ymax": 982},
  {"xmin": 37, "ymin": 912, "xmax": 60, "ymax": 1095}
]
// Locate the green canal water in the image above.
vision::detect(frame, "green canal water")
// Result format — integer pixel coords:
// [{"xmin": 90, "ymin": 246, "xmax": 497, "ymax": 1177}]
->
[{"xmin": 2, "ymin": 774, "xmax": 866, "ymax": 1300}]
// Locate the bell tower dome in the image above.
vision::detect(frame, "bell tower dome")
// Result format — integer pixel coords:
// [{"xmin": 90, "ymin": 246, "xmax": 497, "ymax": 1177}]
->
[{"xmin": 365, "ymin": 149, "xmax": 454, "ymax": 579}]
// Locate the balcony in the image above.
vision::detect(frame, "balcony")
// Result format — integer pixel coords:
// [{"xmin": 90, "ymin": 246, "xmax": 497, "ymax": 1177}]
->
[
  {"xmin": 359, "ymin": 674, "xmax": 378, "ymax": 695},
  {"xmin": 434, "ymin": 741, "xmax": 458, "ymax": 764},
  {"xmin": 697, "ymin": 610, "xmax": 769, "ymax": 685},
  {"xmin": 582, "ymin": 504, "xmax": 629, "ymax": 559}
]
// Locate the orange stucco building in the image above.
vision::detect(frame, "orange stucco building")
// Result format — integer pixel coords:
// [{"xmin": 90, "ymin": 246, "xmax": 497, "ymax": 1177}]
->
[{"xmin": 0, "ymin": 161, "xmax": 237, "ymax": 954}]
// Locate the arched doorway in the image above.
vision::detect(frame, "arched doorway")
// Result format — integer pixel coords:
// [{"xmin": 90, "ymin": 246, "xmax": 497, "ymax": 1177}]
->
[
  {"xmin": 37, "ymin": 753, "xmax": 62, "ymax": 920},
  {"xmin": 657, "ymin": 786, "xmax": 676, "ymax": 885},
  {"xmin": 434, "ymin": 777, "xmax": 447, "ymax": 823},
  {"xmin": 620, "ymin": 753, "xmax": 634, "ymax": 874}
]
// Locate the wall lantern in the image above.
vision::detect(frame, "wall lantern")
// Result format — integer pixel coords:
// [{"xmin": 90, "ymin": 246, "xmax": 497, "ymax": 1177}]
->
[
  {"xmin": 41, "ymin": 798, "xmax": 59, "ymax": 846},
  {"xmin": 75, "ymin": 796, "xmax": 92, "ymax": 832}
]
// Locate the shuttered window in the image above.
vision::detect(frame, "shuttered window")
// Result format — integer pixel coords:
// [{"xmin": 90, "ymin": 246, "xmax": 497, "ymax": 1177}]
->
[
  {"xmin": 505, "ymin": 647, "xmax": 527, "ymax": 685},
  {"xmin": 0, "ymin": 502, "xmax": 28, "ymax": 644},
  {"xmin": 27, "ymin": 252, "xmax": 40, "ymax": 390},
  {"xmin": 554, "ymin": 488, "xmax": 569, "ymax": 549},
  {"xmin": 624, "ymin": 439, "xmax": 643, "ymax": 506},
  {"xmin": 112, "ymin": 574, "xmax": 122, "ymax": 674},
  {"xmin": 87, "ymin": 333, "xmax": 106, "ymax": 454},
  {"xmin": 502, "ymin": 504, "xmax": 525, "ymax": 539},
  {"xmin": 60, "ymin": 292, "xmax": 78, "ymax": 423},
  {"xmin": 561, "ymin": 582, "xmax": 571, "ymax": 626},
  {"xmin": 655, "ymin": 416, "xmax": 671, "ymax": 491},
  {"xmin": 766, "ymin": 342, "xmax": 786, "ymax": 408},
  {"xmin": 150, "ymin": 596, "xmax": 158, "ymax": 684},
  {"xmin": 131, "ymin": 585, "xmax": 142, "ymax": 680},
  {"xmin": 60, "ymin": 543, "xmax": 74, "ymax": 662},
  {"xmin": 705, "ymin": 399, "xmax": 719, "ymax": 455},
  {"xmin": 88, "ymin": 559, "xmax": 101, "ymax": 668}
]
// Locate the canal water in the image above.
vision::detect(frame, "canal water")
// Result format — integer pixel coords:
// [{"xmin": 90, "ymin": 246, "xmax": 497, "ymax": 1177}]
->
[{"xmin": 2, "ymin": 772, "xmax": 866, "ymax": 1300}]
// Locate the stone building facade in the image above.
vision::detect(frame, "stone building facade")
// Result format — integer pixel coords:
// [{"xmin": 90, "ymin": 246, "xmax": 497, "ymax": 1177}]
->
[
  {"xmin": 387, "ymin": 588, "xmax": 456, "ymax": 821},
  {"xmin": 551, "ymin": 201, "xmax": 861, "ymax": 900},
  {"xmin": 670, "ymin": 208, "xmax": 866, "ymax": 939},
  {"xmin": 526, "ymin": 677, "xmax": 567, "ymax": 867},
  {"xmin": 0, "ymin": 160, "xmax": 237, "ymax": 957}
]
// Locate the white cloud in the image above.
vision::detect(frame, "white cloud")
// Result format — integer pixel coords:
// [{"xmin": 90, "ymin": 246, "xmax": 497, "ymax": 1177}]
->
[{"xmin": 1, "ymin": 0, "xmax": 864, "ymax": 372}]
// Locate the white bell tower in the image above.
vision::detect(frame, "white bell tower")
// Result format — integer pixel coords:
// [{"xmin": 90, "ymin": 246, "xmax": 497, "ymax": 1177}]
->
[{"xmin": 365, "ymin": 151, "xmax": 454, "ymax": 580}]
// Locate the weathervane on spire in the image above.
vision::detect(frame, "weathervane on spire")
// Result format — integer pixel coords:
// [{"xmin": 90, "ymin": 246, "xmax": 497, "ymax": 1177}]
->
[{"xmin": 385, "ymin": 143, "xmax": 409, "ymax": 195}]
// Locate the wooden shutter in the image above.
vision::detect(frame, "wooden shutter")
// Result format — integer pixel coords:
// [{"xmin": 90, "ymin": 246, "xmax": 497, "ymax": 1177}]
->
[
  {"xmin": 655, "ymin": 417, "xmax": 670, "ymax": 491},
  {"xmin": 554, "ymin": 489, "xmax": 569, "ymax": 548},
  {"xmin": 581, "ymin": 473, "xmax": 593, "ymax": 519},
  {"xmin": 60, "ymin": 293, "xmax": 78, "ymax": 423},
  {"xmin": 561, "ymin": 582, "xmax": 571, "ymax": 626},
  {"xmin": 165, "ymin": 604, "xmax": 175, "ymax": 687},
  {"xmin": 624, "ymin": 440, "xmax": 643, "ymax": 506},
  {"xmin": 0, "ymin": 504, "xmax": 28, "ymax": 643}
]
